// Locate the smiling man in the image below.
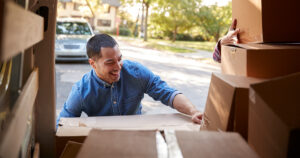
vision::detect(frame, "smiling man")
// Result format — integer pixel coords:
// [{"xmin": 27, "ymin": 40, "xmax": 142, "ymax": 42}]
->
[{"xmin": 56, "ymin": 34, "xmax": 202, "ymax": 127}]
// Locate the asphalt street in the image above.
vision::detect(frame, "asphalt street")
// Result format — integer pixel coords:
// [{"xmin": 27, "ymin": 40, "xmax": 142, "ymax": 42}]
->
[{"xmin": 55, "ymin": 41, "xmax": 220, "ymax": 118}]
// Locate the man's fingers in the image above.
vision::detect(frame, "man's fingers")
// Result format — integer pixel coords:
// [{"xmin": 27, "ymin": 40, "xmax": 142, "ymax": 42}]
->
[
  {"xmin": 192, "ymin": 114, "xmax": 202, "ymax": 124},
  {"xmin": 232, "ymin": 28, "xmax": 240, "ymax": 36},
  {"xmin": 229, "ymin": 18, "xmax": 237, "ymax": 31},
  {"xmin": 192, "ymin": 117, "xmax": 201, "ymax": 124}
]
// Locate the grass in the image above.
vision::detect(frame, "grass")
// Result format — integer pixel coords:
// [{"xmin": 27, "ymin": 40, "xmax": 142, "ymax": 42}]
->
[
  {"xmin": 171, "ymin": 41, "xmax": 216, "ymax": 52},
  {"xmin": 113, "ymin": 35, "xmax": 216, "ymax": 53}
]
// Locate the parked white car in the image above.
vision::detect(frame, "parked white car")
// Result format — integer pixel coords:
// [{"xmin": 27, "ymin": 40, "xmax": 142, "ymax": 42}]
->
[{"xmin": 55, "ymin": 18, "xmax": 94, "ymax": 61}]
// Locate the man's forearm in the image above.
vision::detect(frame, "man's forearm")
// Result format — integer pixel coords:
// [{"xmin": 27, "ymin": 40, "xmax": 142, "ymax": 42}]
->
[{"xmin": 172, "ymin": 94, "xmax": 200, "ymax": 116}]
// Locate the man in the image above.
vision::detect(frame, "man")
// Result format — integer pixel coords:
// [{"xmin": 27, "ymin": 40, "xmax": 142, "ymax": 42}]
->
[
  {"xmin": 213, "ymin": 19, "xmax": 240, "ymax": 63},
  {"xmin": 56, "ymin": 34, "xmax": 202, "ymax": 127}
]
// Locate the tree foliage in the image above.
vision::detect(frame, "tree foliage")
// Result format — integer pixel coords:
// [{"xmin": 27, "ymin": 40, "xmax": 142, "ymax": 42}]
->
[
  {"xmin": 121, "ymin": 0, "xmax": 154, "ymax": 41},
  {"xmin": 120, "ymin": 0, "xmax": 232, "ymax": 42},
  {"xmin": 150, "ymin": 0, "xmax": 201, "ymax": 42},
  {"xmin": 195, "ymin": 2, "xmax": 232, "ymax": 42}
]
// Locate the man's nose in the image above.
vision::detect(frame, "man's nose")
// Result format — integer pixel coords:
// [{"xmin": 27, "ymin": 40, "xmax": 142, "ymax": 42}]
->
[{"xmin": 116, "ymin": 61, "xmax": 122, "ymax": 70}]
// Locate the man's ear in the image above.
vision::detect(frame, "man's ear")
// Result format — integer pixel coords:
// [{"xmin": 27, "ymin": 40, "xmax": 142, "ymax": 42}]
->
[{"xmin": 88, "ymin": 58, "xmax": 96, "ymax": 69}]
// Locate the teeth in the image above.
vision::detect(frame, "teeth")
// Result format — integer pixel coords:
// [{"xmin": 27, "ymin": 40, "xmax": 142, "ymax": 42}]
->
[{"xmin": 111, "ymin": 72, "xmax": 119, "ymax": 75}]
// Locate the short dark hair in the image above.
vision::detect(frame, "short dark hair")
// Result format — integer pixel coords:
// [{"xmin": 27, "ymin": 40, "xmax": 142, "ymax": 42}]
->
[{"xmin": 86, "ymin": 34, "xmax": 118, "ymax": 59}]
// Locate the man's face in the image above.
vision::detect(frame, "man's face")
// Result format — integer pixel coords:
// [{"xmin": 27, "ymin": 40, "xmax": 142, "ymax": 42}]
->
[{"xmin": 89, "ymin": 45, "xmax": 123, "ymax": 84}]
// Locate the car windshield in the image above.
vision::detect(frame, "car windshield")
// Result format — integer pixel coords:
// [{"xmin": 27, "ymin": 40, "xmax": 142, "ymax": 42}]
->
[{"xmin": 56, "ymin": 21, "xmax": 92, "ymax": 35}]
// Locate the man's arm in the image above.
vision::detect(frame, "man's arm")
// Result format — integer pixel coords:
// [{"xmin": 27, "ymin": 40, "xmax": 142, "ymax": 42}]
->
[
  {"xmin": 173, "ymin": 94, "xmax": 202, "ymax": 124},
  {"xmin": 137, "ymin": 62, "xmax": 202, "ymax": 124},
  {"xmin": 56, "ymin": 85, "xmax": 83, "ymax": 129}
]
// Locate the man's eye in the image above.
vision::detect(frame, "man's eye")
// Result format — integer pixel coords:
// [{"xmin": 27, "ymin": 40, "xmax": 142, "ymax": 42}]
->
[{"xmin": 106, "ymin": 62, "xmax": 114, "ymax": 65}]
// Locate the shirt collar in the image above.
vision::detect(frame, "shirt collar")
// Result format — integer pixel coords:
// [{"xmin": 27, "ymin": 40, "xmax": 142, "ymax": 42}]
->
[{"xmin": 92, "ymin": 69, "xmax": 112, "ymax": 88}]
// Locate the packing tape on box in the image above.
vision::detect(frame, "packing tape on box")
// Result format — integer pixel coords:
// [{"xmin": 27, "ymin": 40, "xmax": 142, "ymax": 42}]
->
[
  {"xmin": 164, "ymin": 130, "xmax": 183, "ymax": 158},
  {"xmin": 156, "ymin": 131, "xmax": 168, "ymax": 158}
]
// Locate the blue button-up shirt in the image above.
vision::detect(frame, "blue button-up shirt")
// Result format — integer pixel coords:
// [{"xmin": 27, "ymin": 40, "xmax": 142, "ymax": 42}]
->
[{"xmin": 56, "ymin": 60, "xmax": 180, "ymax": 126}]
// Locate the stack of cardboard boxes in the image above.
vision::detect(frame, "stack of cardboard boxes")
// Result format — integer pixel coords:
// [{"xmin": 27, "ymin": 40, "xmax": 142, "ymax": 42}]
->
[
  {"xmin": 57, "ymin": 114, "xmax": 260, "ymax": 158},
  {"xmin": 201, "ymin": 0, "xmax": 300, "ymax": 158},
  {"xmin": 56, "ymin": 113, "xmax": 200, "ymax": 157},
  {"xmin": 59, "ymin": 129, "xmax": 260, "ymax": 158},
  {"xmin": 56, "ymin": 1, "xmax": 300, "ymax": 157}
]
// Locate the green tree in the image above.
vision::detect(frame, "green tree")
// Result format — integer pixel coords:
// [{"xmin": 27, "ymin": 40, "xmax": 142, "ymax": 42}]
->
[
  {"xmin": 150, "ymin": 0, "xmax": 201, "ymax": 42},
  {"xmin": 121, "ymin": 0, "xmax": 154, "ymax": 41},
  {"xmin": 118, "ymin": 9, "xmax": 135, "ymax": 29},
  {"xmin": 195, "ymin": 2, "xmax": 232, "ymax": 42}
]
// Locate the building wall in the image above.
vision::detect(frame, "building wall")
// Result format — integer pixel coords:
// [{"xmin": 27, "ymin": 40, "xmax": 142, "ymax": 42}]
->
[
  {"xmin": 57, "ymin": 2, "xmax": 91, "ymax": 18},
  {"xmin": 94, "ymin": 6, "xmax": 117, "ymax": 32},
  {"xmin": 57, "ymin": 1, "xmax": 118, "ymax": 32}
]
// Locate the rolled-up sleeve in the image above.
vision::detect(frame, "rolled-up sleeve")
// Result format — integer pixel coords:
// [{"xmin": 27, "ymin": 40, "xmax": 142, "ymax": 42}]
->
[
  {"xmin": 137, "ymin": 63, "xmax": 180, "ymax": 108},
  {"xmin": 167, "ymin": 91, "xmax": 182, "ymax": 107}
]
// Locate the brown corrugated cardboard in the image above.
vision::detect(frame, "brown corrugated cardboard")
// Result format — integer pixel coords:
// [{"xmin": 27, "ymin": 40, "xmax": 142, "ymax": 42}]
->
[
  {"xmin": 201, "ymin": 73, "xmax": 263, "ymax": 140},
  {"xmin": 248, "ymin": 72, "xmax": 300, "ymax": 158},
  {"xmin": 232, "ymin": 0, "xmax": 300, "ymax": 43},
  {"xmin": 56, "ymin": 113, "xmax": 199, "ymax": 157},
  {"xmin": 76, "ymin": 129, "xmax": 158, "ymax": 158},
  {"xmin": 59, "ymin": 113, "xmax": 200, "ymax": 131},
  {"xmin": 221, "ymin": 43, "xmax": 300, "ymax": 78},
  {"xmin": 56, "ymin": 127, "xmax": 90, "ymax": 158},
  {"xmin": 175, "ymin": 131, "xmax": 260, "ymax": 158},
  {"xmin": 59, "ymin": 141, "xmax": 82, "ymax": 158}
]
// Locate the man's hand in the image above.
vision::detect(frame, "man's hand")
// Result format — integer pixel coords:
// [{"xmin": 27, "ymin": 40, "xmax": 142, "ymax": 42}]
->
[
  {"xmin": 191, "ymin": 111, "xmax": 203, "ymax": 124},
  {"xmin": 172, "ymin": 94, "xmax": 203, "ymax": 124},
  {"xmin": 221, "ymin": 19, "xmax": 240, "ymax": 45}
]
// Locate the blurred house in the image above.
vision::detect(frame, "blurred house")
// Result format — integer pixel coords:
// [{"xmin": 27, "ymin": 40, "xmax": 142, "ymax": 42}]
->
[{"xmin": 57, "ymin": 0, "xmax": 120, "ymax": 32}]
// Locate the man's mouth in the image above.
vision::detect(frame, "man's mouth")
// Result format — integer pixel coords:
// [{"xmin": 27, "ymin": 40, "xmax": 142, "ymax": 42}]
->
[{"xmin": 110, "ymin": 71, "xmax": 120, "ymax": 78}]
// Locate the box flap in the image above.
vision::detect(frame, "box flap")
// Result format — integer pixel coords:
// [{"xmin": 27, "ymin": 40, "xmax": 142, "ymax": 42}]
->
[
  {"xmin": 214, "ymin": 73, "xmax": 263, "ymax": 88},
  {"xmin": 175, "ymin": 131, "xmax": 259, "ymax": 158},
  {"xmin": 59, "ymin": 141, "xmax": 82, "ymax": 158},
  {"xmin": 59, "ymin": 113, "xmax": 200, "ymax": 131},
  {"xmin": 203, "ymin": 73, "xmax": 235, "ymax": 131},
  {"xmin": 56, "ymin": 126, "xmax": 92, "ymax": 137},
  {"xmin": 250, "ymin": 72, "xmax": 300, "ymax": 129},
  {"xmin": 76, "ymin": 129, "xmax": 158, "ymax": 158},
  {"xmin": 56, "ymin": 127, "xmax": 88, "ymax": 158},
  {"xmin": 227, "ymin": 43, "xmax": 300, "ymax": 50},
  {"xmin": 203, "ymin": 73, "xmax": 262, "ymax": 131}
]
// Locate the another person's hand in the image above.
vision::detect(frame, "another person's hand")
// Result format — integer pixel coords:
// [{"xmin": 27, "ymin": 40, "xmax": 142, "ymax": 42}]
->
[
  {"xmin": 191, "ymin": 111, "xmax": 203, "ymax": 124},
  {"xmin": 220, "ymin": 19, "xmax": 240, "ymax": 45}
]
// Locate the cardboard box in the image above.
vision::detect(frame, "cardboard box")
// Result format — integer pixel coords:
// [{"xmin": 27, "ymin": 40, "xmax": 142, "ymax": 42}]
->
[
  {"xmin": 174, "ymin": 131, "xmax": 260, "ymax": 158},
  {"xmin": 77, "ymin": 130, "xmax": 260, "ymax": 158},
  {"xmin": 56, "ymin": 127, "xmax": 89, "ymax": 158},
  {"xmin": 201, "ymin": 73, "xmax": 263, "ymax": 140},
  {"xmin": 76, "ymin": 129, "xmax": 158, "ymax": 158},
  {"xmin": 221, "ymin": 43, "xmax": 300, "ymax": 78},
  {"xmin": 56, "ymin": 113, "xmax": 200, "ymax": 157},
  {"xmin": 232, "ymin": 0, "xmax": 300, "ymax": 43},
  {"xmin": 248, "ymin": 72, "xmax": 300, "ymax": 158},
  {"xmin": 59, "ymin": 141, "xmax": 82, "ymax": 158},
  {"xmin": 75, "ymin": 130, "xmax": 259, "ymax": 158},
  {"xmin": 58, "ymin": 113, "xmax": 200, "ymax": 131}
]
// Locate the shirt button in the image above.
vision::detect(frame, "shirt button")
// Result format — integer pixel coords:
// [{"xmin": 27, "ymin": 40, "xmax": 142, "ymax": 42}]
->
[{"xmin": 113, "ymin": 101, "xmax": 116, "ymax": 104}]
